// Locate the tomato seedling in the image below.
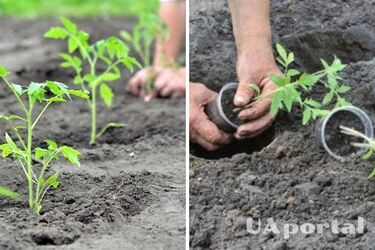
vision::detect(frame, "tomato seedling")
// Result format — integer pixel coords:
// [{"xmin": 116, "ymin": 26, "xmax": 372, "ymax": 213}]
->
[
  {"xmin": 45, "ymin": 17, "xmax": 140, "ymax": 144},
  {"xmin": 235, "ymin": 44, "xmax": 351, "ymax": 125},
  {"xmin": 0, "ymin": 65, "xmax": 89, "ymax": 214},
  {"xmin": 120, "ymin": 13, "xmax": 167, "ymax": 94},
  {"xmin": 340, "ymin": 125, "xmax": 375, "ymax": 178}
]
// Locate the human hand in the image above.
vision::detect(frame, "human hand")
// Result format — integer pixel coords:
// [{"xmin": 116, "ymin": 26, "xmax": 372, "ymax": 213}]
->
[
  {"xmin": 190, "ymin": 83, "xmax": 232, "ymax": 151},
  {"xmin": 233, "ymin": 37, "xmax": 282, "ymax": 140},
  {"xmin": 127, "ymin": 67, "xmax": 186, "ymax": 102}
]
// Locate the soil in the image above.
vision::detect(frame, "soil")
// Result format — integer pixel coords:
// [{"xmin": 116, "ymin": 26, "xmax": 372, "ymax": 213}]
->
[
  {"xmin": 324, "ymin": 110, "xmax": 366, "ymax": 157},
  {"xmin": 0, "ymin": 18, "xmax": 185, "ymax": 249},
  {"xmin": 220, "ymin": 86, "xmax": 244, "ymax": 128},
  {"xmin": 190, "ymin": 0, "xmax": 375, "ymax": 249}
]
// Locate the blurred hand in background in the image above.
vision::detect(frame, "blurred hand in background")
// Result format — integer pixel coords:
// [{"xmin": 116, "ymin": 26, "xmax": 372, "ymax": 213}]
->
[{"xmin": 127, "ymin": 0, "xmax": 186, "ymax": 101}]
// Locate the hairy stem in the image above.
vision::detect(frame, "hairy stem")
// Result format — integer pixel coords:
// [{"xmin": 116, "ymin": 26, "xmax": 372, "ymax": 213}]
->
[
  {"xmin": 32, "ymin": 102, "xmax": 51, "ymax": 130},
  {"xmin": 26, "ymin": 110, "xmax": 34, "ymax": 211},
  {"xmin": 1, "ymin": 77, "xmax": 28, "ymax": 114},
  {"xmin": 90, "ymin": 87, "xmax": 97, "ymax": 145}
]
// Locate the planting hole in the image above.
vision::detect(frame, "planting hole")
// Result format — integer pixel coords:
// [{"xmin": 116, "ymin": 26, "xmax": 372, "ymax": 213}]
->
[{"xmin": 190, "ymin": 127, "xmax": 275, "ymax": 159}]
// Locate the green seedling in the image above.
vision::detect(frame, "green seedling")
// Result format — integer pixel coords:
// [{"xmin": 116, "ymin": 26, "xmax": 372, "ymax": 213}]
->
[
  {"xmin": 234, "ymin": 44, "xmax": 351, "ymax": 125},
  {"xmin": 45, "ymin": 17, "xmax": 139, "ymax": 144},
  {"xmin": 340, "ymin": 125, "xmax": 375, "ymax": 179},
  {"xmin": 120, "ymin": 13, "xmax": 167, "ymax": 94},
  {"xmin": 0, "ymin": 65, "xmax": 88, "ymax": 214}
]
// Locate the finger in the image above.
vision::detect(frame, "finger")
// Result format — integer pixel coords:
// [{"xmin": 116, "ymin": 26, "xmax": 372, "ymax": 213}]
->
[
  {"xmin": 127, "ymin": 71, "xmax": 147, "ymax": 96},
  {"xmin": 234, "ymin": 81, "xmax": 254, "ymax": 107},
  {"xmin": 160, "ymin": 85, "xmax": 174, "ymax": 97},
  {"xmin": 194, "ymin": 113, "xmax": 233, "ymax": 145},
  {"xmin": 190, "ymin": 134, "xmax": 221, "ymax": 151},
  {"xmin": 154, "ymin": 71, "xmax": 171, "ymax": 91},
  {"xmin": 235, "ymin": 113, "xmax": 274, "ymax": 139},
  {"xmin": 237, "ymin": 85, "xmax": 275, "ymax": 121}
]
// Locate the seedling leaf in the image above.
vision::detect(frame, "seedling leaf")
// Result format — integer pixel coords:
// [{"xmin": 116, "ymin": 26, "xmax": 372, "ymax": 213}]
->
[
  {"xmin": 100, "ymin": 83, "xmax": 113, "ymax": 107},
  {"xmin": 60, "ymin": 146, "xmax": 80, "ymax": 166},
  {"xmin": 44, "ymin": 27, "xmax": 68, "ymax": 39},
  {"xmin": 0, "ymin": 187, "xmax": 20, "ymax": 200},
  {"xmin": 60, "ymin": 17, "xmax": 77, "ymax": 34}
]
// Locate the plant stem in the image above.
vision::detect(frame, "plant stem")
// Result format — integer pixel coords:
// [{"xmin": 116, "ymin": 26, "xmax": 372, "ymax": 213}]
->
[
  {"xmin": 90, "ymin": 86, "xmax": 97, "ymax": 145},
  {"xmin": 26, "ymin": 110, "xmax": 34, "ymax": 211},
  {"xmin": 1, "ymin": 77, "xmax": 28, "ymax": 115},
  {"xmin": 233, "ymin": 81, "xmax": 300, "ymax": 113},
  {"xmin": 32, "ymin": 102, "xmax": 51, "ymax": 130}
]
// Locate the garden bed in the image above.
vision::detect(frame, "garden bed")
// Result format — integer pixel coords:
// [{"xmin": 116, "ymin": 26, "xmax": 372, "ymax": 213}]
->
[
  {"xmin": 190, "ymin": 0, "xmax": 375, "ymax": 249},
  {"xmin": 0, "ymin": 18, "xmax": 185, "ymax": 249}
]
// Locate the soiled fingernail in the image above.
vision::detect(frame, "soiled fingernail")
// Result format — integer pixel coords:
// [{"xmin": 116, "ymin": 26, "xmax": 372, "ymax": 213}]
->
[{"xmin": 234, "ymin": 96, "xmax": 246, "ymax": 106}]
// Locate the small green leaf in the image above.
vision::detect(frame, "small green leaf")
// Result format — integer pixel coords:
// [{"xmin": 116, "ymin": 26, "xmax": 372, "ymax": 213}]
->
[
  {"xmin": 44, "ymin": 27, "xmax": 68, "ymax": 39},
  {"xmin": 45, "ymin": 172, "xmax": 60, "ymax": 189},
  {"xmin": 304, "ymin": 99, "xmax": 322, "ymax": 108},
  {"xmin": 302, "ymin": 109, "xmax": 312, "ymax": 125},
  {"xmin": 68, "ymin": 90, "xmax": 90, "ymax": 99},
  {"xmin": 286, "ymin": 52, "xmax": 295, "ymax": 65},
  {"xmin": 60, "ymin": 17, "xmax": 77, "ymax": 34},
  {"xmin": 5, "ymin": 133, "xmax": 17, "ymax": 149},
  {"xmin": 0, "ymin": 66, "xmax": 10, "ymax": 77},
  {"xmin": 68, "ymin": 37, "xmax": 79, "ymax": 53},
  {"xmin": 270, "ymin": 92, "xmax": 283, "ymax": 116},
  {"xmin": 100, "ymin": 83, "xmax": 114, "ymax": 107},
  {"xmin": 298, "ymin": 73, "xmax": 320, "ymax": 87},
  {"xmin": 337, "ymin": 85, "xmax": 351, "ymax": 94},
  {"xmin": 35, "ymin": 147, "xmax": 48, "ymax": 160},
  {"xmin": 368, "ymin": 167, "xmax": 375, "ymax": 179},
  {"xmin": 0, "ymin": 143, "xmax": 12, "ymax": 158},
  {"xmin": 287, "ymin": 69, "xmax": 300, "ymax": 77},
  {"xmin": 28, "ymin": 82, "xmax": 44, "ymax": 96},
  {"xmin": 276, "ymin": 43, "xmax": 288, "ymax": 62},
  {"xmin": 322, "ymin": 91, "xmax": 334, "ymax": 105},
  {"xmin": 0, "ymin": 187, "xmax": 19, "ymax": 200},
  {"xmin": 101, "ymin": 73, "xmax": 120, "ymax": 81},
  {"xmin": 46, "ymin": 140, "xmax": 58, "ymax": 150},
  {"xmin": 60, "ymin": 146, "xmax": 80, "ymax": 166},
  {"xmin": 271, "ymin": 75, "xmax": 287, "ymax": 87}
]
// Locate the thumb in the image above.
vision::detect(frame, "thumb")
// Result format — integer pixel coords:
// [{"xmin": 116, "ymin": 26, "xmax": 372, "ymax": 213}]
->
[{"xmin": 234, "ymin": 80, "xmax": 254, "ymax": 107}]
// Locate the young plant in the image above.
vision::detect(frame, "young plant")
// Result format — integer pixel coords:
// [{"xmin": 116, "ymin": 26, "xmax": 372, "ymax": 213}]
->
[
  {"xmin": 340, "ymin": 126, "xmax": 375, "ymax": 179},
  {"xmin": 0, "ymin": 65, "xmax": 89, "ymax": 214},
  {"xmin": 120, "ymin": 13, "xmax": 167, "ymax": 94},
  {"xmin": 44, "ymin": 17, "xmax": 139, "ymax": 144},
  {"xmin": 235, "ymin": 44, "xmax": 352, "ymax": 125}
]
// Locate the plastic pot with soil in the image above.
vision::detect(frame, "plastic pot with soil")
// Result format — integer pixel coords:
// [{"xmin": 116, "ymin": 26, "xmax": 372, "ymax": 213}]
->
[
  {"xmin": 320, "ymin": 106, "xmax": 374, "ymax": 160},
  {"xmin": 205, "ymin": 83, "xmax": 244, "ymax": 133}
]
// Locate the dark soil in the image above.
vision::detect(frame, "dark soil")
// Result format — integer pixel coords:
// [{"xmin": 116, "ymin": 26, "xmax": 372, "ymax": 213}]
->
[
  {"xmin": 221, "ymin": 86, "xmax": 244, "ymax": 127},
  {"xmin": 190, "ymin": 0, "xmax": 375, "ymax": 249},
  {"xmin": 0, "ymin": 17, "xmax": 185, "ymax": 249},
  {"xmin": 325, "ymin": 110, "xmax": 366, "ymax": 157}
]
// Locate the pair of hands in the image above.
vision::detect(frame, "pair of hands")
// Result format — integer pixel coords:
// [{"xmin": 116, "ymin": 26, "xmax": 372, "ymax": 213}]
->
[
  {"xmin": 190, "ymin": 39, "xmax": 282, "ymax": 151},
  {"xmin": 127, "ymin": 67, "xmax": 186, "ymax": 102}
]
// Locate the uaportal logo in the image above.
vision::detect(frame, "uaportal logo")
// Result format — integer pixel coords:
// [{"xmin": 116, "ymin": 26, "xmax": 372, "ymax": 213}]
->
[{"xmin": 246, "ymin": 217, "xmax": 365, "ymax": 239}]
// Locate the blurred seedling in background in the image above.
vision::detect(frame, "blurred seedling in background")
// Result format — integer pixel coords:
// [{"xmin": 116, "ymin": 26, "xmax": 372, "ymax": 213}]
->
[
  {"xmin": 120, "ymin": 13, "xmax": 168, "ymax": 95},
  {"xmin": 45, "ymin": 17, "xmax": 140, "ymax": 144},
  {"xmin": 234, "ymin": 44, "xmax": 351, "ymax": 125},
  {"xmin": 340, "ymin": 126, "xmax": 375, "ymax": 179},
  {"xmin": 0, "ymin": 66, "xmax": 88, "ymax": 214}
]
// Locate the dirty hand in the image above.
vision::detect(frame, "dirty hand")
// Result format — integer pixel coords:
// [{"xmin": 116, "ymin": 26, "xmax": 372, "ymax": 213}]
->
[
  {"xmin": 234, "ymin": 37, "xmax": 282, "ymax": 140},
  {"xmin": 190, "ymin": 83, "xmax": 232, "ymax": 151},
  {"xmin": 126, "ymin": 67, "xmax": 186, "ymax": 102}
]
